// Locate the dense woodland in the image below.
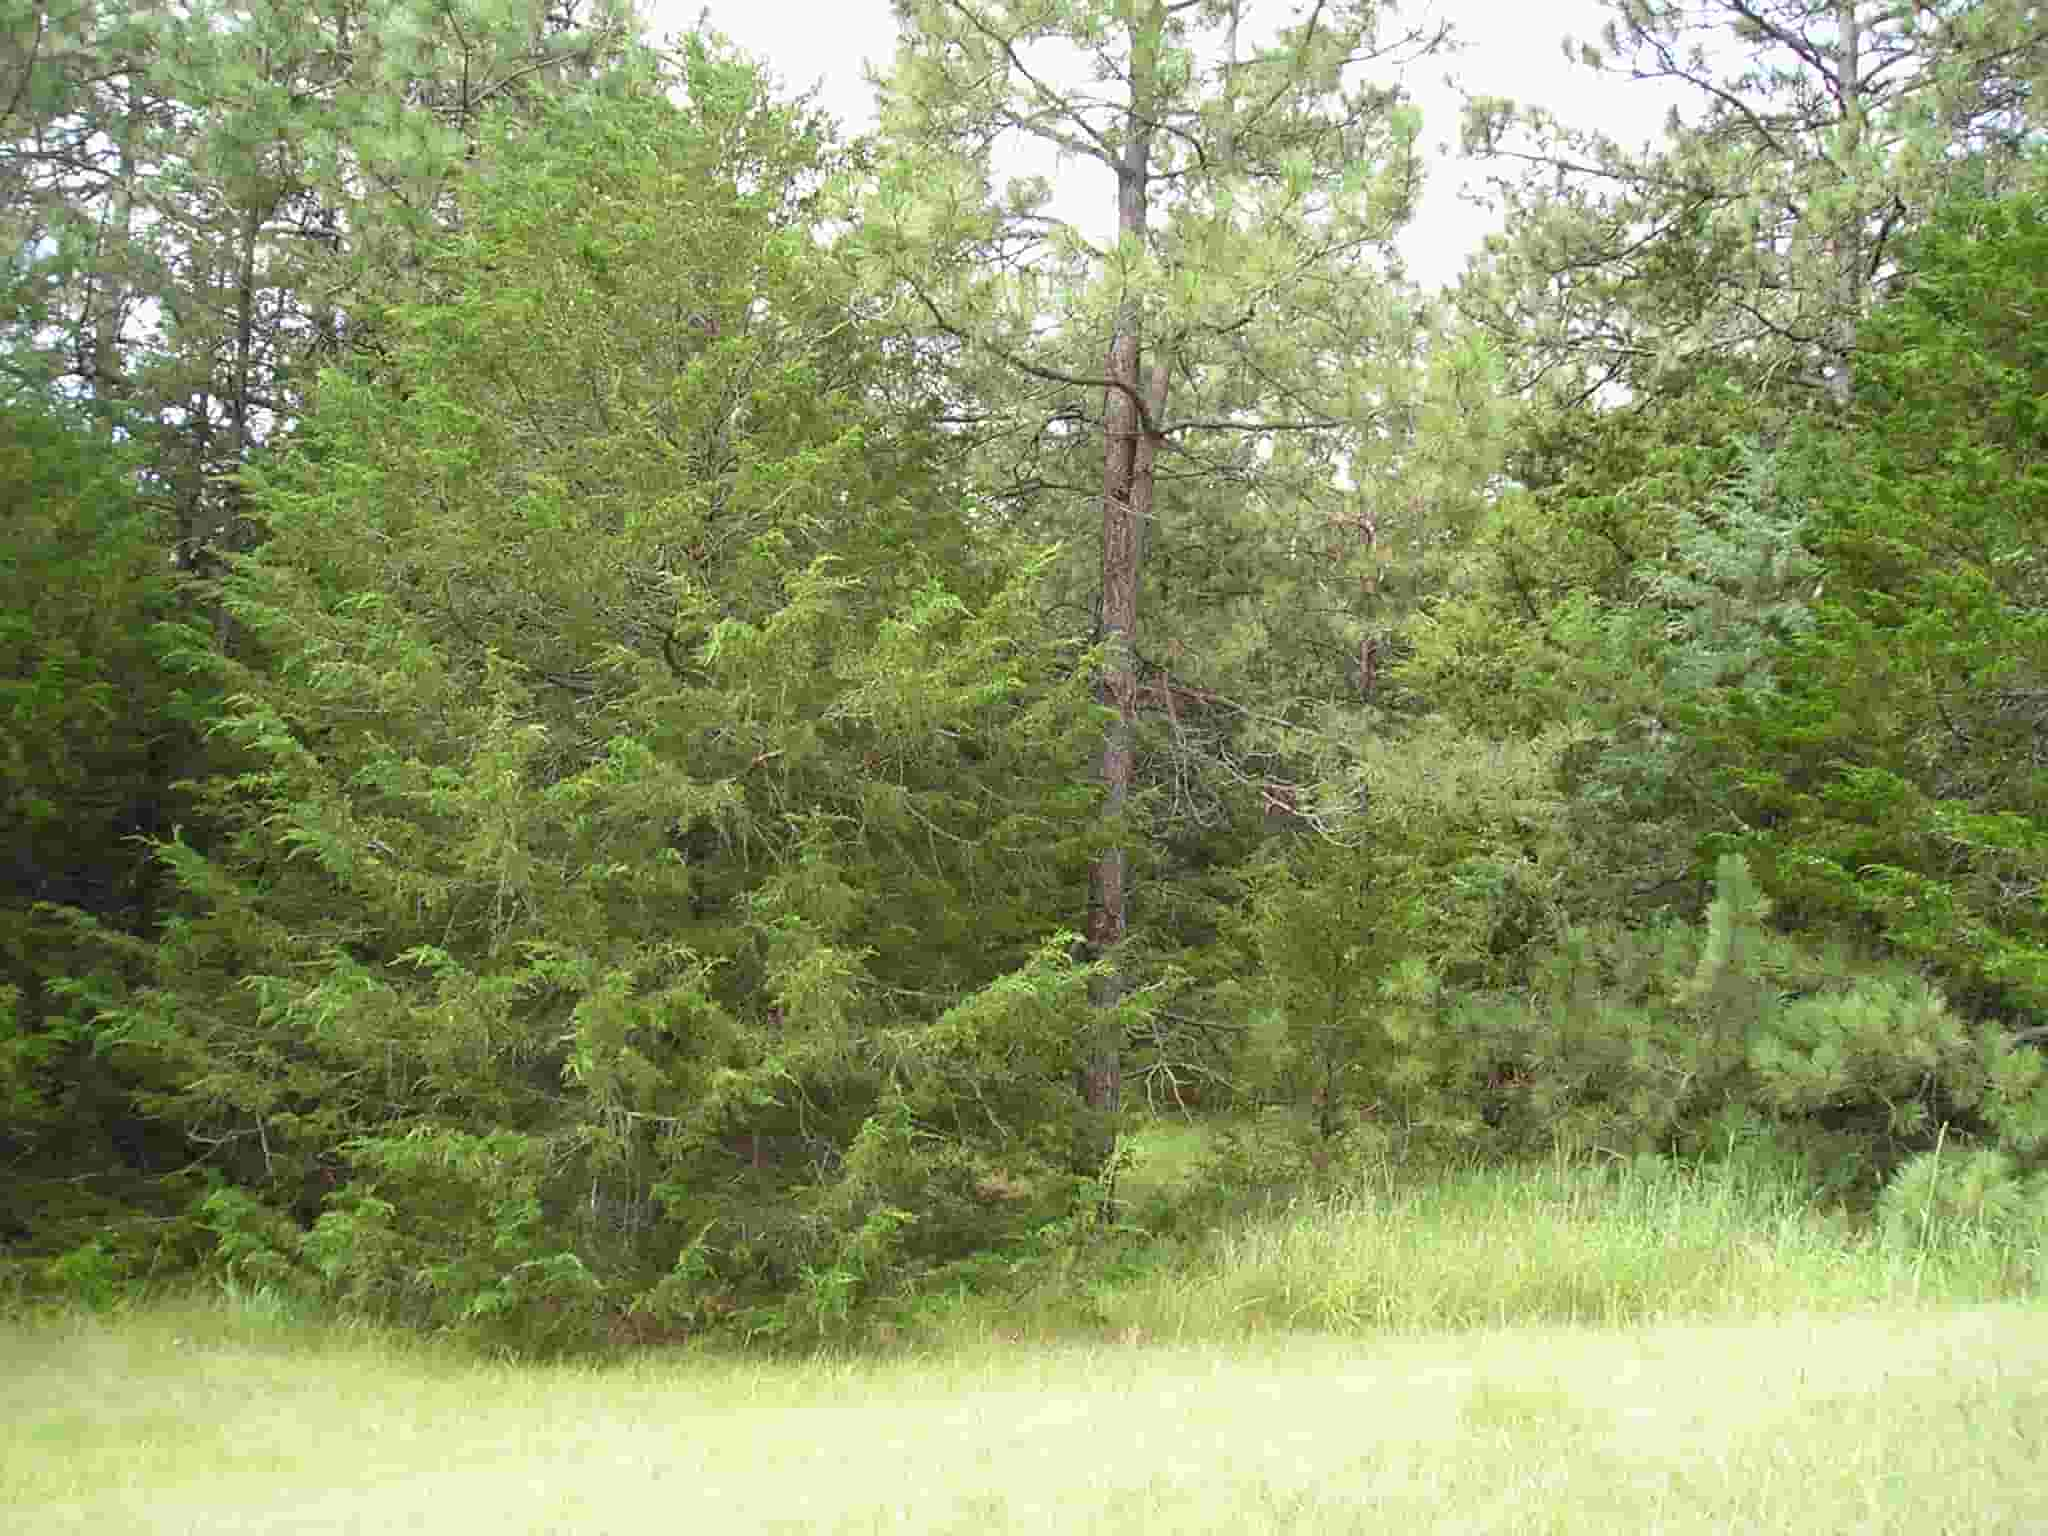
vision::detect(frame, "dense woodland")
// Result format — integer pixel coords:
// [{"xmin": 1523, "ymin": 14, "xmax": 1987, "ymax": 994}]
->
[{"xmin": 6, "ymin": 0, "xmax": 2048, "ymax": 1347}]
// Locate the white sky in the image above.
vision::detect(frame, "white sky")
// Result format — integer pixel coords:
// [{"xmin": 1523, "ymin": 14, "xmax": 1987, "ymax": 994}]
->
[{"xmin": 656, "ymin": 1, "xmax": 1688, "ymax": 291}]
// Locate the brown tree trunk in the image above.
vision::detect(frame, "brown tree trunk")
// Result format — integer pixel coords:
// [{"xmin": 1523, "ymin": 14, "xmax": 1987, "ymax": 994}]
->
[
  {"xmin": 1085, "ymin": 345, "xmax": 1170, "ymax": 1114},
  {"xmin": 1081, "ymin": 11, "xmax": 1165, "ymax": 1121},
  {"xmin": 1083, "ymin": 326, "xmax": 1138, "ymax": 1116},
  {"xmin": 1828, "ymin": 0, "xmax": 1863, "ymax": 410}
]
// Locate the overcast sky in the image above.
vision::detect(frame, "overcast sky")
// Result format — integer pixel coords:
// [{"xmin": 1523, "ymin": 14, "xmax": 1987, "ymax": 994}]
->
[{"xmin": 654, "ymin": 1, "xmax": 1686, "ymax": 290}]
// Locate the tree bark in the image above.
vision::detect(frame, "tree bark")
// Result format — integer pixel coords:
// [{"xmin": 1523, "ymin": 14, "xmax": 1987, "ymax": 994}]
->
[
  {"xmin": 1081, "ymin": 8, "xmax": 1164, "ymax": 1119},
  {"xmin": 1827, "ymin": 0, "xmax": 1864, "ymax": 410},
  {"xmin": 1084, "ymin": 328, "xmax": 1137, "ymax": 1116}
]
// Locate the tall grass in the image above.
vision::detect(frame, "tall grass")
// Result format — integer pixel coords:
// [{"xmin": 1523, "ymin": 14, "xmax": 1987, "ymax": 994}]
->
[{"xmin": 919, "ymin": 1144, "xmax": 2044, "ymax": 1349}]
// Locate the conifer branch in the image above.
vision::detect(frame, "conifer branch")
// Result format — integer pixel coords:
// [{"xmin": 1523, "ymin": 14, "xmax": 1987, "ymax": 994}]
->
[{"xmin": 898, "ymin": 272, "xmax": 1349, "ymax": 437}]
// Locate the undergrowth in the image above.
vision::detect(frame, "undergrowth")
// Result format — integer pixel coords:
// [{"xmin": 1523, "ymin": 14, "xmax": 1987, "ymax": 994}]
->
[{"xmin": 13, "ymin": 1121, "xmax": 2044, "ymax": 1361}]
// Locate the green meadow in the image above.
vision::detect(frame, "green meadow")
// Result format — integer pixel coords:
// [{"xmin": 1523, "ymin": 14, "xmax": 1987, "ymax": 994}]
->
[{"xmin": 10, "ymin": 1145, "xmax": 2046, "ymax": 1534}]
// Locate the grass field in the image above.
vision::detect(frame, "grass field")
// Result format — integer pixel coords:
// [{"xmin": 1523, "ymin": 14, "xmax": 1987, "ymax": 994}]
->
[
  {"xmin": 6, "ymin": 1295, "xmax": 2046, "ymax": 1533},
  {"xmin": 7, "ymin": 1147, "xmax": 2047, "ymax": 1533}
]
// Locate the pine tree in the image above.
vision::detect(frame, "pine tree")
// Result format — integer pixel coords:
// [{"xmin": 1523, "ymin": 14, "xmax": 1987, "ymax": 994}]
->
[
  {"xmin": 2, "ymin": 0, "xmax": 645, "ymax": 564},
  {"xmin": 856, "ymin": 0, "xmax": 1452, "ymax": 1128},
  {"xmin": 1459, "ymin": 0, "xmax": 2047, "ymax": 408},
  {"xmin": 1709, "ymin": 168, "xmax": 2048, "ymax": 1021}
]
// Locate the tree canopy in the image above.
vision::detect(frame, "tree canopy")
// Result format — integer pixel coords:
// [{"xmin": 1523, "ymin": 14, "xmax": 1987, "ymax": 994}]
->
[{"xmin": 9, "ymin": 3, "xmax": 2048, "ymax": 1347}]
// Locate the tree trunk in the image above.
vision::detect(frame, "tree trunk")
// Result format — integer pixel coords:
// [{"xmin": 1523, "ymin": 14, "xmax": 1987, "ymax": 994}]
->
[
  {"xmin": 1828, "ymin": 0, "xmax": 1864, "ymax": 409},
  {"xmin": 87, "ymin": 74, "xmax": 144, "ymax": 415},
  {"xmin": 232, "ymin": 197, "xmax": 261, "ymax": 465},
  {"xmin": 1081, "ymin": 9, "xmax": 1164, "ymax": 1121},
  {"xmin": 1084, "ymin": 327, "xmax": 1137, "ymax": 1116}
]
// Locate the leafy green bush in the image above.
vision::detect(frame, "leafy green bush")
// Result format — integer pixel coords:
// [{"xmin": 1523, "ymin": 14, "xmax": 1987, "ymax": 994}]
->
[{"xmin": 41, "ymin": 1238, "xmax": 130, "ymax": 1312}]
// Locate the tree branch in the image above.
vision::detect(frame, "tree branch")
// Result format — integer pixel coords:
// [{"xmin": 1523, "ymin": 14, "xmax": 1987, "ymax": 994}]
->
[{"xmin": 942, "ymin": 0, "xmax": 1116, "ymax": 165}]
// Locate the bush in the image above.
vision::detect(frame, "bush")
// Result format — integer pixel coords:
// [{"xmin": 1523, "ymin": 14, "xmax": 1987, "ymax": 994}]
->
[
  {"xmin": 1879, "ymin": 1142, "xmax": 2048, "ymax": 1268},
  {"xmin": 1440, "ymin": 855, "xmax": 2048, "ymax": 1196}
]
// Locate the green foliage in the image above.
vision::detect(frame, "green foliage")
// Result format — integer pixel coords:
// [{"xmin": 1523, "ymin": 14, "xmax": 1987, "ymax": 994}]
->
[
  {"xmin": 1, "ymin": 0, "xmax": 647, "ymax": 545},
  {"xmin": 856, "ymin": 1, "xmax": 1470, "ymax": 1089},
  {"xmin": 38, "ymin": 1238, "xmax": 133, "ymax": 1312},
  {"xmin": 1397, "ymin": 173, "xmax": 2048, "ymax": 1206},
  {"xmin": 1400, "ymin": 367, "xmax": 1811, "ymax": 922},
  {"xmin": 1708, "ymin": 175, "xmax": 2048, "ymax": 1018},
  {"xmin": 0, "ymin": 397, "xmax": 199, "ymax": 1249},
  {"xmin": 1458, "ymin": 0, "xmax": 2045, "ymax": 405},
  {"xmin": 1238, "ymin": 831, "xmax": 1455, "ymax": 1142},
  {"xmin": 95, "ymin": 52, "xmax": 1102, "ymax": 1338},
  {"xmin": 196, "ymin": 1182, "xmax": 307, "ymax": 1294},
  {"xmin": 17, "ymin": 1, "xmax": 2048, "ymax": 1354},
  {"xmin": 1446, "ymin": 854, "xmax": 2045, "ymax": 1194},
  {"xmin": 1878, "ymin": 1140, "xmax": 2048, "ymax": 1287}
]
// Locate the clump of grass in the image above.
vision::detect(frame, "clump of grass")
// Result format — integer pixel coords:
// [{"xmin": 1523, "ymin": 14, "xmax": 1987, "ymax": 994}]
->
[
  {"xmin": 1093, "ymin": 1148, "xmax": 2038, "ymax": 1342},
  {"xmin": 910, "ymin": 1140, "xmax": 2041, "ymax": 1351}
]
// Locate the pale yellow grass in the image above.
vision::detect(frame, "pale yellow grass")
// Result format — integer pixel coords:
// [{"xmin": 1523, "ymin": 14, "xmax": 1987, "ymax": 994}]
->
[{"xmin": 5, "ymin": 1300, "xmax": 2045, "ymax": 1533}]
